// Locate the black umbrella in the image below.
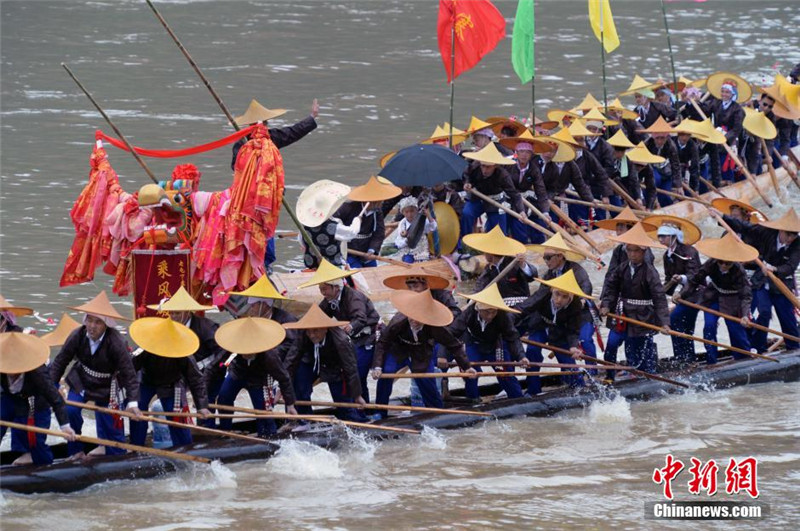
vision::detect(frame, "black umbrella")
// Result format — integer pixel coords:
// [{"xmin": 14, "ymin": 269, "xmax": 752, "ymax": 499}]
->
[{"xmin": 378, "ymin": 144, "xmax": 468, "ymax": 187}]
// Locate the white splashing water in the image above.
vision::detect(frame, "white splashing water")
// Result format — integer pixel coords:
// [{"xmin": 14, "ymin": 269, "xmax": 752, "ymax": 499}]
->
[
  {"xmin": 343, "ymin": 427, "xmax": 378, "ymax": 461},
  {"xmin": 161, "ymin": 461, "xmax": 237, "ymax": 492},
  {"xmin": 418, "ymin": 426, "xmax": 447, "ymax": 450},
  {"xmin": 587, "ymin": 395, "xmax": 632, "ymax": 424},
  {"xmin": 267, "ymin": 440, "xmax": 343, "ymax": 479}
]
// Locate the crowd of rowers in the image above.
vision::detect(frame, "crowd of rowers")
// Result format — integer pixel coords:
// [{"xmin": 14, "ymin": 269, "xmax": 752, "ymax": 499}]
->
[{"xmin": 2, "ymin": 69, "xmax": 800, "ymax": 466}]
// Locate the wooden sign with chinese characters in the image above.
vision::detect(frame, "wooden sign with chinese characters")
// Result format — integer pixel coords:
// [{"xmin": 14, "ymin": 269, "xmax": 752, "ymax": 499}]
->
[{"xmin": 131, "ymin": 249, "xmax": 191, "ymax": 318}]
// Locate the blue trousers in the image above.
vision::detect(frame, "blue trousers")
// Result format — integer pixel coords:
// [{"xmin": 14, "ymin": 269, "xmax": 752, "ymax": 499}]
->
[
  {"xmin": 653, "ymin": 167, "xmax": 674, "ymax": 207},
  {"xmin": 460, "ymin": 198, "xmax": 506, "ymax": 247},
  {"xmin": 355, "ymin": 344, "xmax": 374, "ymax": 403},
  {"xmin": 670, "ymin": 304, "xmax": 699, "ymax": 363},
  {"xmin": 579, "ymin": 321, "xmax": 598, "ymax": 372},
  {"xmin": 216, "ymin": 376, "xmax": 276, "ymax": 436},
  {"xmin": 510, "ymin": 216, "xmax": 545, "ymax": 245},
  {"xmin": 697, "ymin": 162, "xmax": 711, "ymax": 193},
  {"xmin": 375, "ymin": 354, "xmax": 442, "ymax": 419},
  {"xmin": 703, "ymin": 302, "xmax": 752, "ymax": 364},
  {"xmin": 264, "ymin": 237, "xmax": 276, "ymax": 272},
  {"xmin": 65, "ymin": 389, "xmax": 126, "ymax": 456},
  {"xmin": 0, "ymin": 396, "xmax": 55, "ymax": 465},
  {"xmin": 130, "ymin": 383, "xmax": 192, "ymax": 447},
  {"xmin": 603, "ymin": 327, "xmax": 627, "ymax": 378},
  {"xmin": 524, "ymin": 330, "xmax": 583, "ymax": 395},
  {"xmin": 347, "ymin": 255, "xmax": 377, "ymax": 268},
  {"xmin": 201, "ymin": 370, "xmax": 225, "ymax": 429},
  {"xmin": 463, "ymin": 343, "xmax": 523, "ymax": 399},
  {"xmin": 624, "ymin": 335, "xmax": 658, "ymax": 373},
  {"xmin": 293, "ymin": 361, "xmax": 366, "ymax": 421},
  {"xmin": 751, "ymin": 287, "xmax": 800, "ymax": 352}
]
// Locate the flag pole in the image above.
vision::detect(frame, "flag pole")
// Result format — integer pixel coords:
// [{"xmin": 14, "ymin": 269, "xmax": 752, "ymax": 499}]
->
[
  {"xmin": 530, "ymin": 0, "xmax": 536, "ymax": 121},
  {"xmin": 660, "ymin": 0, "xmax": 679, "ymax": 97},
  {"xmin": 599, "ymin": 0, "xmax": 609, "ymax": 114},
  {"xmin": 448, "ymin": 19, "xmax": 456, "ymax": 149}
]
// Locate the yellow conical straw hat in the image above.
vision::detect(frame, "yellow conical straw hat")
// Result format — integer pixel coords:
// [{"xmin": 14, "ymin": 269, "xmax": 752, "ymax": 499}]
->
[
  {"xmin": 608, "ymin": 222, "xmax": 667, "ymax": 249},
  {"xmin": 606, "ymin": 98, "xmax": 639, "ymax": 120},
  {"xmin": 129, "ymin": 317, "xmax": 199, "ymax": 358},
  {"xmin": 485, "ymin": 116, "xmax": 528, "ymax": 137},
  {"xmin": 498, "ymin": 130, "xmax": 553, "ymax": 153},
  {"xmin": 607, "ymin": 129, "xmax": 635, "ymax": 149},
  {"xmin": 40, "ymin": 313, "xmax": 81, "ymax": 348},
  {"xmin": 640, "ymin": 116, "xmax": 675, "ymax": 135},
  {"xmin": 421, "ymin": 124, "xmax": 468, "ymax": 145},
  {"xmin": 147, "ymin": 286, "xmax": 214, "ymax": 312},
  {"xmin": 550, "ymin": 127, "xmax": 581, "ymax": 147},
  {"xmin": 567, "ymin": 120, "xmax": 600, "ymax": 138},
  {"xmin": 710, "ymin": 198, "xmax": 768, "ymax": 224},
  {"xmin": 297, "ymin": 259, "xmax": 358, "ymax": 290},
  {"xmin": 234, "ymin": 99, "xmax": 287, "ymax": 126},
  {"xmin": 673, "ymin": 119, "xmax": 710, "ymax": 142},
  {"xmin": 742, "ymin": 108, "xmax": 777, "ymax": 140},
  {"xmin": 690, "ymin": 119, "xmax": 727, "ymax": 145},
  {"xmin": 537, "ymin": 270, "xmax": 596, "ymax": 300},
  {"xmin": 458, "ymin": 283, "xmax": 520, "ymax": 314},
  {"xmin": 229, "ymin": 275, "xmax": 290, "ymax": 300},
  {"xmin": 776, "ymin": 73, "xmax": 800, "ymax": 109},
  {"xmin": 757, "ymin": 83, "xmax": 800, "ymax": 121},
  {"xmin": 642, "ymin": 214, "xmax": 702, "ymax": 245},
  {"xmin": 379, "ymin": 150, "xmax": 397, "ymax": 168},
  {"xmin": 574, "ymin": 93, "xmax": 603, "ymax": 111},
  {"xmin": 583, "ymin": 107, "xmax": 619, "ymax": 126},
  {"xmin": 462, "ymin": 225, "xmax": 526, "ymax": 256},
  {"xmin": 214, "ymin": 317, "xmax": 286, "ymax": 355},
  {"xmin": 0, "ymin": 294, "xmax": 33, "ymax": 317},
  {"xmin": 466, "ymin": 116, "xmax": 494, "ymax": 135},
  {"xmin": 464, "ymin": 142, "xmax": 515, "ymax": 165},
  {"xmin": 539, "ymin": 137, "xmax": 577, "ymax": 163},
  {"xmin": 620, "ymin": 74, "xmax": 656, "ymax": 96},
  {"xmin": 594, "ymin": 206, "xmax": 656, "ymax": 232},
  {"xmin": 626, "ymin": 142, "xmax": 667, "ymax": 165},
  {"xmin": 390, "ymin": 289, "xmax": 454, "ymax": 327},
  {"xmin": 383, "ymin": 264, "xmax": 450, "ymax": 290},
  {"xmin": 706, "ymin": 72, "xmax": 752, "ymax": 103},
  {"xmin": 347, "ymin": 175, "xmax": 403, "ymax": 202},
  {"xmin": 546, "ymin": 109, "xmax": 580, "ymax": 124},
  {"xmin": 283, "ymin": 304, "xmax": 349, "ymax": 330},
  {"xmin": 528, "ymin": 232, "xmax": 587, "ymax": 263},
  {"xmin": 69, "ymin": 291, "xmax": 131, "ymax": 321},
  {"xmin": 758, "ymin": 208, "xmax": 800, "ymax": 233},
  {"xmin": 0, "ymin": 333, "xmax": 50, "ymax": 374},
  {"xmin": 694, "ymin": 233, "xmax": 759, "ymax": 263}
]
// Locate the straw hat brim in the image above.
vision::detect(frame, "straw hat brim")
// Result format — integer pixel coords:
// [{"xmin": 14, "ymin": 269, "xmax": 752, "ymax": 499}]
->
[
  {"xmin": 0, "ymin": 305, "xmax": 33, "ymax": 317},
  {"xmin": 758, "ymin": 209, "xmax": 800, "ymax": 233},
  {"xmin": 607, "ymin": 223, "xmax": 667, "ymax": 249},
  {"xmin": 462, "ymin": 229, "xmax": 526, "ymax": 257},
  {"xmin": 146, "ymin": 287, "xmax": 215, "ymax": 312},
  {"xmin": 706, "ymin": 72, "xmax": 752, "ymax": 103},
  {"xmin": 229, "ymin": 275, "xmax": 290, "ymax": 300},
  {"xmin": 283, "ymin": 304, "xmax": 350, "ymax": 330},
  {"xmin": 593, "ymin": 217, "xmax": 656, "ymax": 232},
  {"xmin": 533, "ymin": 118, "xmax": 559, "ymax": 130},
  {"xmin": 129, "ymin": 318, "xmax": 199, "ymax": 358},
  {"xmin": 295, "ymin": 180, "xmax": 352, "ymax": 228},
  {"xmin": 296, "ymin": 261, "xmax": 358, "ymax": 290},
  {"xmin": 383, "ymin": 270, "xmax": 450, "ymax": 290},
  {"xmin": 694, "ymin": 237, "xmax": 759, "ymax": 263},
  {"xmin": 0, "ymin": 333, "xmax": 50, "ymax": 374},
  {"xmin": 458, "ymin": 287, "xmax": 521, "ymax": 314},
  {"xmin": 642, "ymin": 215, "xmax": 702, "ymax": 245},
  {"xmin": 711, "ymin": 198, "xmax": 768, "ymax": 224},
  {"xmin": 498, "ymin": 136, "xmax": 552, "ymax": 153},
  {"xmin": 214, "ymin": 317, "xmax": 287, "ymax": 355},
  {"xmin": 526, "ymin": 243, "xmax": 586, "ymax": 263},
  {"xmin": 546, "ymin": 109, "xmax": 580, "ymax": 123},
  {"xmin": 234, "ymin": 100, "xmax": 287, "ymax": 126},
  {"xmin": 463, "ymin": 145, "xmax": 516, "ymax": 166},
  {"xmin": 756, "ymin": 85, "xmax": 800, "ymax": 121},
  {"xmin": 742, "ymin": 110, "xmax": 778, "ymax": 140},
  {"xmin": 485, "ymin": 117, "xmax": 527, "ymax": 137},
  {"xmin": 347, "ymin": 176, "xmax": 403, "ymax": 202},
  {"xmin": 68, "ymin": 292, "xmax": 132, "ymax": 321},
  {"xmin": 537, "ymin": 274, "xmax": 597, "ymax": 300},
  {"xmin": 390, "ymin": 290, "xmax": 454, "ymax": 327}
]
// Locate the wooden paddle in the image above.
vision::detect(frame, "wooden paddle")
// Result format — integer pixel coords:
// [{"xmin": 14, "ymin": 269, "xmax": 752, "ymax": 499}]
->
[
  {"xmin": 348, "ymin": 249, "xmax": 412, "ymax": 268},
  {"xmin": 606, "ymin": 312, "xmax": 779, "ymax": 362},
  {"xmin": 674, "ymin": 297, "xmax": 800, "ymax": 344},
  {"xmin": 378, "ymin": 371, "xmax": 577, "ymax": 379},
  {"xmin": 555, "ymin": 196, "xmax": 649, "ymax": 217},
  {"xmin": 689, "ymin": 99, "xmax": 773, "ymax": 208},
  {"xmin": 549, "ymin": 202, "xmax": 603, "ymax": 254},
  {"xmin": 0, "ymin": 420, "xmax": 210, "ymax": 464},
  {"xmin": 293, "ymin": 400, "xmax": 492, "ymax": 418},
  {"xmin": 211, "ymin": 403, "xmax": 421, "ymax": 435},
  {"xmin": 760, "ymin": 139, "xmax": 783, "ymax": 199},
  {"xmin": 468, "ymin": 189, "xmax": 554, "ymax": 240},
  {"xmin": 778, "ymin": 148, "xmax": 800, "ymax": 190},
  {"xmin": 608, "ymin": 179, "xmax": 644, "ymax": 210},
  {"xmin": 518, "ymin": 197, "xmax": 566, "ymax": 240},
  {"xmin": 65, "ymin": 400, "xmax": 267, "ymax": 444},
  {"xmin": 706, "ymin": 208, "xmax": 800, "ymax": 313},
  {"xmin": 646, "ymin": 183, "xmax": 711, "ymax": 206},
  {"xmin": 142, "ymin": 409, "xmax": 332, "ymax": 422},
  {"xmin": 520, "ymin": 337, "xmax": 690, "ymax": 388},
  {"xmin": 699, "ymin": 177, "xmax": 729, "ymax": 198}
]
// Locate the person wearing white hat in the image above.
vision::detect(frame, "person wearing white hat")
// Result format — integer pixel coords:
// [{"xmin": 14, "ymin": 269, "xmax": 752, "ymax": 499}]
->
[{"xmin": 296, "ymin": 180, "xmax": 363, "ymax": 268}]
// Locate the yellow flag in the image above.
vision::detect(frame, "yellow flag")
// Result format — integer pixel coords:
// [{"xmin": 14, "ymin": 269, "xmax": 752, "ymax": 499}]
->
[{"xmin": 588, "ymin": 0, "xmax": 620, "ymax": 54}]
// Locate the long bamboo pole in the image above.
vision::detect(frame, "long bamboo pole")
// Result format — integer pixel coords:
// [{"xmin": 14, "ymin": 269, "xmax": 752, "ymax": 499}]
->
[
  {"xmin": 549, "ymin": 202, "xmax": 603, "ymax": 253},
  {"xmin": 689, "ymin": 99, "xmax": 773, "ymax": 207},
  {"xmin": 378, "ymin": 371, "xmax": 576, "ymax": 379},
  {"xmin": 680, "ymin": 183, "xmax": 713, "ymax": 205},
  {"xmin": 62, "ymin": 64, "xmax": 158, "ymax": 184},
  {"xmin": 468, "ymin": 189, "xmax": 551, "ymax": 240},
  {"xmin": 674, "ymin": 297, "xmax": 800, "ymax": 344},
  {"xmin": 0, "ymin": 420, "xmax": 210, "ymax": 464},
  {"xmin": 760, "ymin": 138, "xmax": 783, "ymax": 199},
  {"xmin": 556, "ymin": 196, "xmax": 648, "ymax": 217},
  {"xmin": 347, "ymin": 249, "xmax": 411, "ymax": 268},
  {"xmin": 144, "ymin": 0, "xmax": 323, "ymax": 262},
  {"xmin": 699, "ymin": 176, "xmax": 729, "ymax": 198},
  {"xmin": 608, "ymin": 179, "xmax": 643, "ymax": 209},
  {"xmin": 777, "ymin": 147, "xmax": 800, "ymax": 189},
  {"xmin": 521, "ymin": 337, "xmax": 690, "ymax": 388},
  {"xmin": 293, "ymin": 400, "xmax": 492, "ymax": 418},
  {"xmin": 606, "ymin": 312, "xmax": 778, "ymax": 362}
]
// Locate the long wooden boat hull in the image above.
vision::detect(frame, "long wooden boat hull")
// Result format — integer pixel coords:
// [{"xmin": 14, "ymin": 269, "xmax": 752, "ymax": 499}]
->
[{"xmin": 3, "ymin": 349, "xmax": 799, "ymax": 495}]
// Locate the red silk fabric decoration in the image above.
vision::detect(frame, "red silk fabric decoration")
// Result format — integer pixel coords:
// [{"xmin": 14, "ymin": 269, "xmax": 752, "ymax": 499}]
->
[{"xmin": 95, "ymin": 125, "xmax": 256, "ymax": 158}]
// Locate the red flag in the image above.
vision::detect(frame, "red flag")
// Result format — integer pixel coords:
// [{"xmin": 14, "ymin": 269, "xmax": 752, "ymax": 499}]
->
[{"xmin": 437, "ymin": 0, "xmax": 507, "ymax": 82}]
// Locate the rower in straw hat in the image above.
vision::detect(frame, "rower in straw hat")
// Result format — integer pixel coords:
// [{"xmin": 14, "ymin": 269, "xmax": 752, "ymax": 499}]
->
[
  {"xmin": 383, "ymin": 264, "xmax": 460, "ymax": 317},
  {"xmin": 676, "ymin": 233, "xmax": 759, "ymax": 365},
  {"xmin": 565, "ymin": 119, "xmax": 613, "ymax": 224},
  {"xmin": 1, "ymin": 321, "xmax": 76, "ymax": 465},
  {"xmin": 214, "ymin": 312, "xmax": 298, "ymax": 436},
  {"xmin": 371, "ymin": 290, "xmax": 476, "ymax": 418},
  {"xmin": 625, "ymin": 141, "xmax": 667, "ymax": 210},
  {"xmin": 296, "ymin": 258, "xmax": 380, "ymax": 404},
  {"xmin": 128, "ymin": 313, "xmax": 211, "ymax": 449},
  {"xmin": 341, "ymin": 175, "xmax": 402, "ymax": 268},
  {"xmin": 599, "ymin": 223, "xmax": 670, "ymax": 378},
  {"xmin": 515, "ymin": 270, "xmax": 596, "ymax": 395},
  {"xmin": 283, "ymin": 305, "xmax": 367, "ymax": 421},
  {"xmin": 463, "ymin": 225, "xmax": 536, "ymax": 307},
  {"xmin": 640, "ymin": 117, "xmax": 683, "ymax": 207},
  {"xmin": 450, "ymin": 283, "xmax": 529, "ymax": 400},
  {"xmin": 50, "ymin": 291, "xmax": 140, "ymax": 458}
]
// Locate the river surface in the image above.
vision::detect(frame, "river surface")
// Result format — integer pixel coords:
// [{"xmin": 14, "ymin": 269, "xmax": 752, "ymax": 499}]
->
[{"xmin": 1, "ymin": 0, "xmax": 799, "ymax": 529}]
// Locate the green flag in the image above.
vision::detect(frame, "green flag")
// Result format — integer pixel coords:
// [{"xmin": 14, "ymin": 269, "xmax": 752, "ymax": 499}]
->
[{"xmin": 511, "ymin": 0, "xmax": 535, "ymax": 84}]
